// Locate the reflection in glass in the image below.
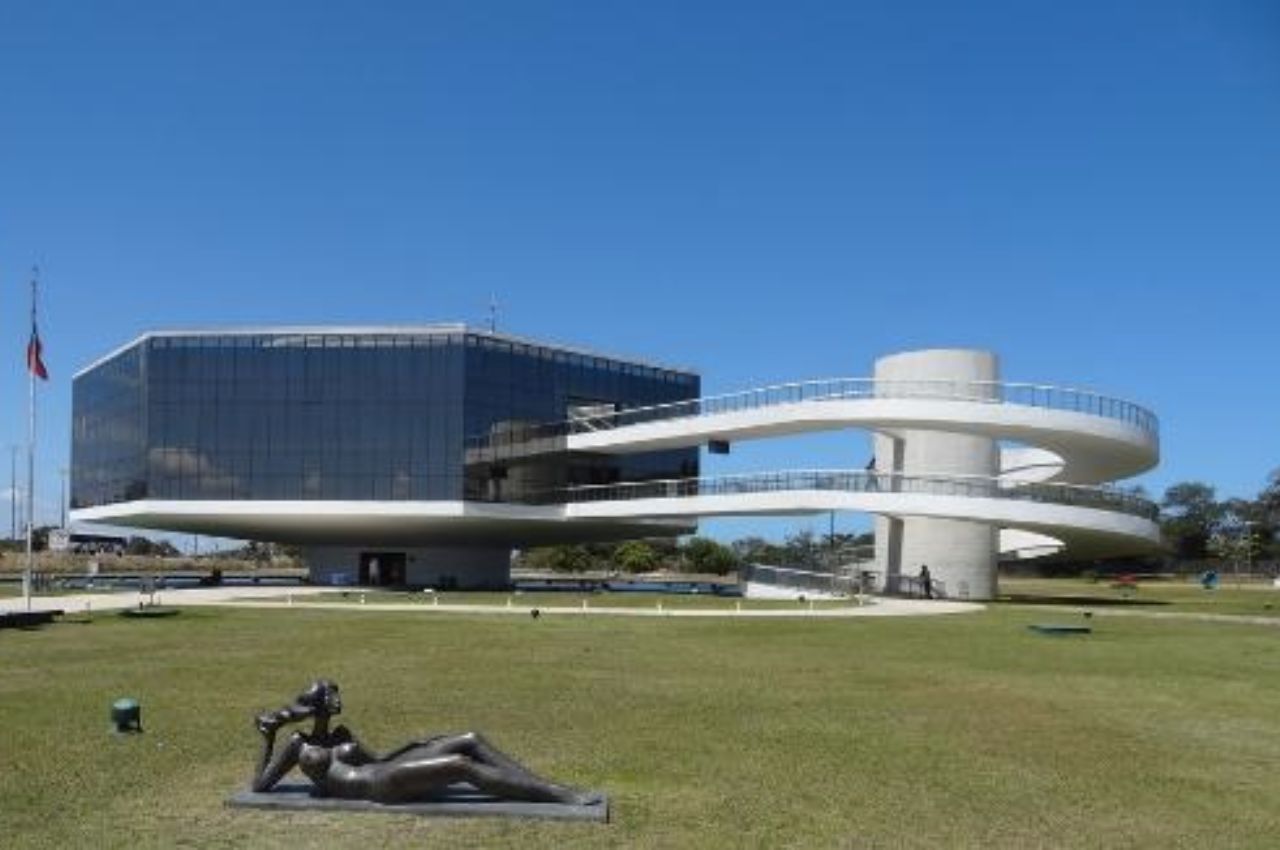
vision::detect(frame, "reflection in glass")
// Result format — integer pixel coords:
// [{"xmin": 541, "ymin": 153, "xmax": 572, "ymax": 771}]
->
[{"xmin": 72, "ymin": 330, "xmax": 700, "ymax": 508}]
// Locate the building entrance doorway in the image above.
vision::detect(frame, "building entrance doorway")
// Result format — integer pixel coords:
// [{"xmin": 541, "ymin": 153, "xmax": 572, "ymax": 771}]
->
[{"xmin": 359, "ymin": 552, "xmax": 406, "ymax": 586}]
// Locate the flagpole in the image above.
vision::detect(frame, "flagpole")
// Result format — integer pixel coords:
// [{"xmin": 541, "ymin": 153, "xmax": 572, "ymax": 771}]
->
[{"xmin": 24, "ymin": 272, "xmax": 37, "ymax": 612}]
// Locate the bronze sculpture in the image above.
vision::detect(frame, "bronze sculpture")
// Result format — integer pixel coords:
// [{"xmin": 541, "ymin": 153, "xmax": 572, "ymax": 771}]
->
[{"xmin": 250, "ymin": 679, "xmax": 597, "ymax": 806}]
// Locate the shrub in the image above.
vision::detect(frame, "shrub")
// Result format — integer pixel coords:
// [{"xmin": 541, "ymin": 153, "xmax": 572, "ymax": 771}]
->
[
  {"xmin": 614, "ymin": 540, "xmax": 659, "ymax": 574},
  {"xmin": 681, "ymin": 537, "xmax": 739, "ymax": 575}
]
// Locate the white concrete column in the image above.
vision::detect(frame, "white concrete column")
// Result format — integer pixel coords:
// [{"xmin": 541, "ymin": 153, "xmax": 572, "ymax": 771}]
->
[{"xmin": 872, "ymin": 349, "xmax": 1000, "ymax": 600}]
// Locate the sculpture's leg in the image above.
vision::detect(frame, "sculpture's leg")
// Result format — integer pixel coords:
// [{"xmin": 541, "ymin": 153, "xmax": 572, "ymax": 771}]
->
[
  {"xmin": 382, "ymin": 732, "xmax": 545, "ymax": 783},
  {"xmin": 463, "ymin": 758, "xmax": 587, "ymax": 804},
  {"xmin": 381, "ymin": 753, "xmax": 588, "ymax": 805},
  {"xmin": 376, "ymin": 734, "xmax": 449, "ymax": 763},
  {"xmin": 435, "ymin": 732, "xmax": 544, "ymax": 779}
]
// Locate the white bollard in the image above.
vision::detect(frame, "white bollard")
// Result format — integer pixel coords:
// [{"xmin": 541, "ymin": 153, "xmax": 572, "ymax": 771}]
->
[
  {"xmin": 287, "ymin": 592, "xmax": 293, "ymax": 607},
  {"xmin": 736, "ymin": 600, "xmax": 741, "ymax": 613},
  {"xmin": 582, "ymin": 599, "xmax": 588, "ymax": 611},
  {"xmin": 360, "ymin": 593, "xmax": 366, "ymax": 605}
]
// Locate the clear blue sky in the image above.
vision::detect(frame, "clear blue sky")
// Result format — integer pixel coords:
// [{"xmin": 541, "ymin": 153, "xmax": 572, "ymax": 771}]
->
[{"xmin": 1, "ymin": 0, "xmax": 1277, "ymax": 543}]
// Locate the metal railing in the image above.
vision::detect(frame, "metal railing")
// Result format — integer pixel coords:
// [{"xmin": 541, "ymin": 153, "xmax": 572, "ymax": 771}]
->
[
  {"xmin": 537, "ymin": 469, "xmax": 1160, "ymax": 521},
  {"xmin": 884, "ymin": 573, "xmax": 948, "ymax": 599},
  {"xmin": 465, "ymin": 377, "xmax": 1158, "ymax": 455},
  {"xmin": 739, "ymin": 563, "xmax": 863, "ymax": 596}
]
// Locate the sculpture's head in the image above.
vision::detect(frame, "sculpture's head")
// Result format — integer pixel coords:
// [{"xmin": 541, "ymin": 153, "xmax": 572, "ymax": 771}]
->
[{"xmin": 297, "ymin": 679, "xmax": 342, "ymax": 717}]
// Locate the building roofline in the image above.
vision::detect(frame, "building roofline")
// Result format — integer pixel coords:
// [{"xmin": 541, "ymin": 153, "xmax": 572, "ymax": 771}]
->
[{"xmin": 73, "ymin": 324, "xmax": 701, "ymax": 380}]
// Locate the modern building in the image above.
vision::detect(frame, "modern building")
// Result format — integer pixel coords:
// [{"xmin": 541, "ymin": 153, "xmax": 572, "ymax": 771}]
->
[
  {"xmin": 71, "ymin": 326, "xmax": 700, "ymax": 587},
  {"xmin": 72, "ymin": 330, "xmax": 1161, "ymax": 599}
]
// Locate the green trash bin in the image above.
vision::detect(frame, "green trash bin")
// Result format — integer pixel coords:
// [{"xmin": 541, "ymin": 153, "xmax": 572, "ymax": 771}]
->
[{"xmin": 111, "ymin": 698, "xmax": 142, "ymax": 733}]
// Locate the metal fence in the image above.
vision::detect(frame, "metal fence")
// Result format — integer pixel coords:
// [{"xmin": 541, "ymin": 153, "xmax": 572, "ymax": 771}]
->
[
  {"xmin": 883, "ymin": 573, "xmax": 948, "ymax": 599},
  {"xmin": 543, "ymin": 469, "xmax": 1159, "ymax": 520},
  {"xmin": 739, "ymin": 563, "xmax": 864, "ymax": 596},
  {"xmin": 465, "ymin": 377, "xmax": 1157, "ymax": 455},
  {"xmin": 566, "ymin": 378, "xmax": 1156, "ymax": 435}
]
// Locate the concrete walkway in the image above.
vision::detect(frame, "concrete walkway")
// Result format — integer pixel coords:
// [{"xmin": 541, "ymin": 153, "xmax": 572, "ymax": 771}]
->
[
  {"xmin": 4, "ymin": 586, "xmax": 982, "ymax": 619},
  {"xmin": 2, "ymin": 584, "xmax": 332, "ymax": 615},
  {"xmin": 234, "ymin": 596, "xmax": 983, "ymax": 618}
]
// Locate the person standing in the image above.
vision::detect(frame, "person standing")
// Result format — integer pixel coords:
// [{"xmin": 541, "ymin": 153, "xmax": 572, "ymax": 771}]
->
[{"xmin": 919, "ymin": 564, "xmax": 933, "ymax": 599}]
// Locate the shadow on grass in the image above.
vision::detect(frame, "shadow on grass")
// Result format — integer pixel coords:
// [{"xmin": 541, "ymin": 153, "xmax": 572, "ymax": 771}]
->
[
  {"xmin": 0, "ymin": 611, "xmax": 64, "ymax": 630},
  {"xmin": 996, "ymin": 594, "xmax": 1170, "ymax": 608}
]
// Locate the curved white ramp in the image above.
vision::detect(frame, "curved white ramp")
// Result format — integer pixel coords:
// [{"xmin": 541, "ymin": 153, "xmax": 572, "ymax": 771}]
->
[
  {"xmin": 473, "ymin": 355, "xmax": 1162, "ymax": 601},
  {"xmin": 474, "ymin": 377, "xmax": 1157, "ymax": 486},
  {"xmin": 559, "ymin": 469, "xmax": 1159, "ymax": 561}
]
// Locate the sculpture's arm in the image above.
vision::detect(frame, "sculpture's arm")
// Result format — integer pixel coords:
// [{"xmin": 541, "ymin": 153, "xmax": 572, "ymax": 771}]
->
[
  {"xmin": 251, "ymin": 729, "xmax": 306, "ymax": 792},
  {"xmin": 257, "ymin": 703, "xmax": 313, "ymax": 733}
]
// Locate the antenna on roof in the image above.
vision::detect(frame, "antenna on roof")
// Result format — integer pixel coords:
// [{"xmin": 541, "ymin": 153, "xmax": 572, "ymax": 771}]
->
[{"xmin": 488, "ymin": 294, "xmax": 499, "ymax": 333}]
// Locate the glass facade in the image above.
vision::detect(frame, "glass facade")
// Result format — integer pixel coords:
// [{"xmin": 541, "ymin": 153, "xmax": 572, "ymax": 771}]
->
[
  {"xmin": 71, "ymin": 343, "xmax": 146, "ymax": 507},
  {"xmin": 71, "ymin": 329, "xmax": 700, "ymax": 509}
]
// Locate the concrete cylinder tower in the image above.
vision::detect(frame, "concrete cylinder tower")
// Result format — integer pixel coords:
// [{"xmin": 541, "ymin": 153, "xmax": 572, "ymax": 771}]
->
[{"xmin": 873, "ymin": 349, "xmax": 1000, "ymax": 599}]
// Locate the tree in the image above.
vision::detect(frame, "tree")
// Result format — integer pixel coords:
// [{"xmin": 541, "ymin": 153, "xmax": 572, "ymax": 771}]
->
[
  {"xmin": 245, "ymin": 540, "xmax": 274, "ymax": 568},
  {"xmin": 126, "ymin": 535, "xmax": 159, "ymax": 556},
  {"xmin": 31, "ymin": 525, "xmax": 53, "ymax": 551},
  {"xmin": 1210, "ymin": 497, "xmax": 1268, "ymax": 572},
  {"xmin": 522, "ymin": 544, "xmax": 593, "ymax": 573},
  {"xmin": 731, "ymin": 536, "xmax": 781, "ymax": 565},
  {"xmin": 1257, "ymin": 469, "xmax": 1280, "ymax": 560},
  {"xmin": 782, "ymin": 529, "xmax": 819, "ymax": 567},
  {"xmin": 154, "ymin": 540, "xmax": 181, "ymax": 558},
  {"xmin": 613, "ymin": 540, "xmax": 659, "ymax": 574},
  {"xmin": 1260, "ymin": 468, "xmax": 1280, "ymax": 517},
  {"xmin": 1160, "ymin": 482, "xmax": 1222, "ymax": 560},
  {"xmin": 644, "ymin": 537, "xmax": 681, "ymax": 568},
  {"xmin": 680, "ymin": 537, "xmax": 739, "ymax": 575},
  {"xmin": 1120, "ymin": 483, "xmax": 1151, "ymax": 499}
]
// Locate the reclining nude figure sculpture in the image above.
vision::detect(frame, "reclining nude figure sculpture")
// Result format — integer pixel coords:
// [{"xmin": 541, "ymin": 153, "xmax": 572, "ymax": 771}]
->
[{"xmin": 250, "ymin": 679, "xmax": 598, "ymax": 806}]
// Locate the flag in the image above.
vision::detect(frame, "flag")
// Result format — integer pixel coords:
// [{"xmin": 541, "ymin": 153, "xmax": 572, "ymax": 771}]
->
[{"xmin": 27, "ymin": 316, "xmax": 48, "ymax": 380}]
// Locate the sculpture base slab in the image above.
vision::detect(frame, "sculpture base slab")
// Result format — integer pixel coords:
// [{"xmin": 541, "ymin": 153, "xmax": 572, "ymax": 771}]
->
[{"xmin": 226, "ymin": 783, "xmax": 609, "ymax": 822}]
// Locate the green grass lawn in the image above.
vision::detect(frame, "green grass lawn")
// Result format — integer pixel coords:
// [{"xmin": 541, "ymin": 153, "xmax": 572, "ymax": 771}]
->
[
  {"xmin": 1000, "ymin": 576, "xmax": 1280, "ymax": 618},
  {"xmin": 2, "ymin": 599, "xmax": 1279, "ymax": 848}
]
